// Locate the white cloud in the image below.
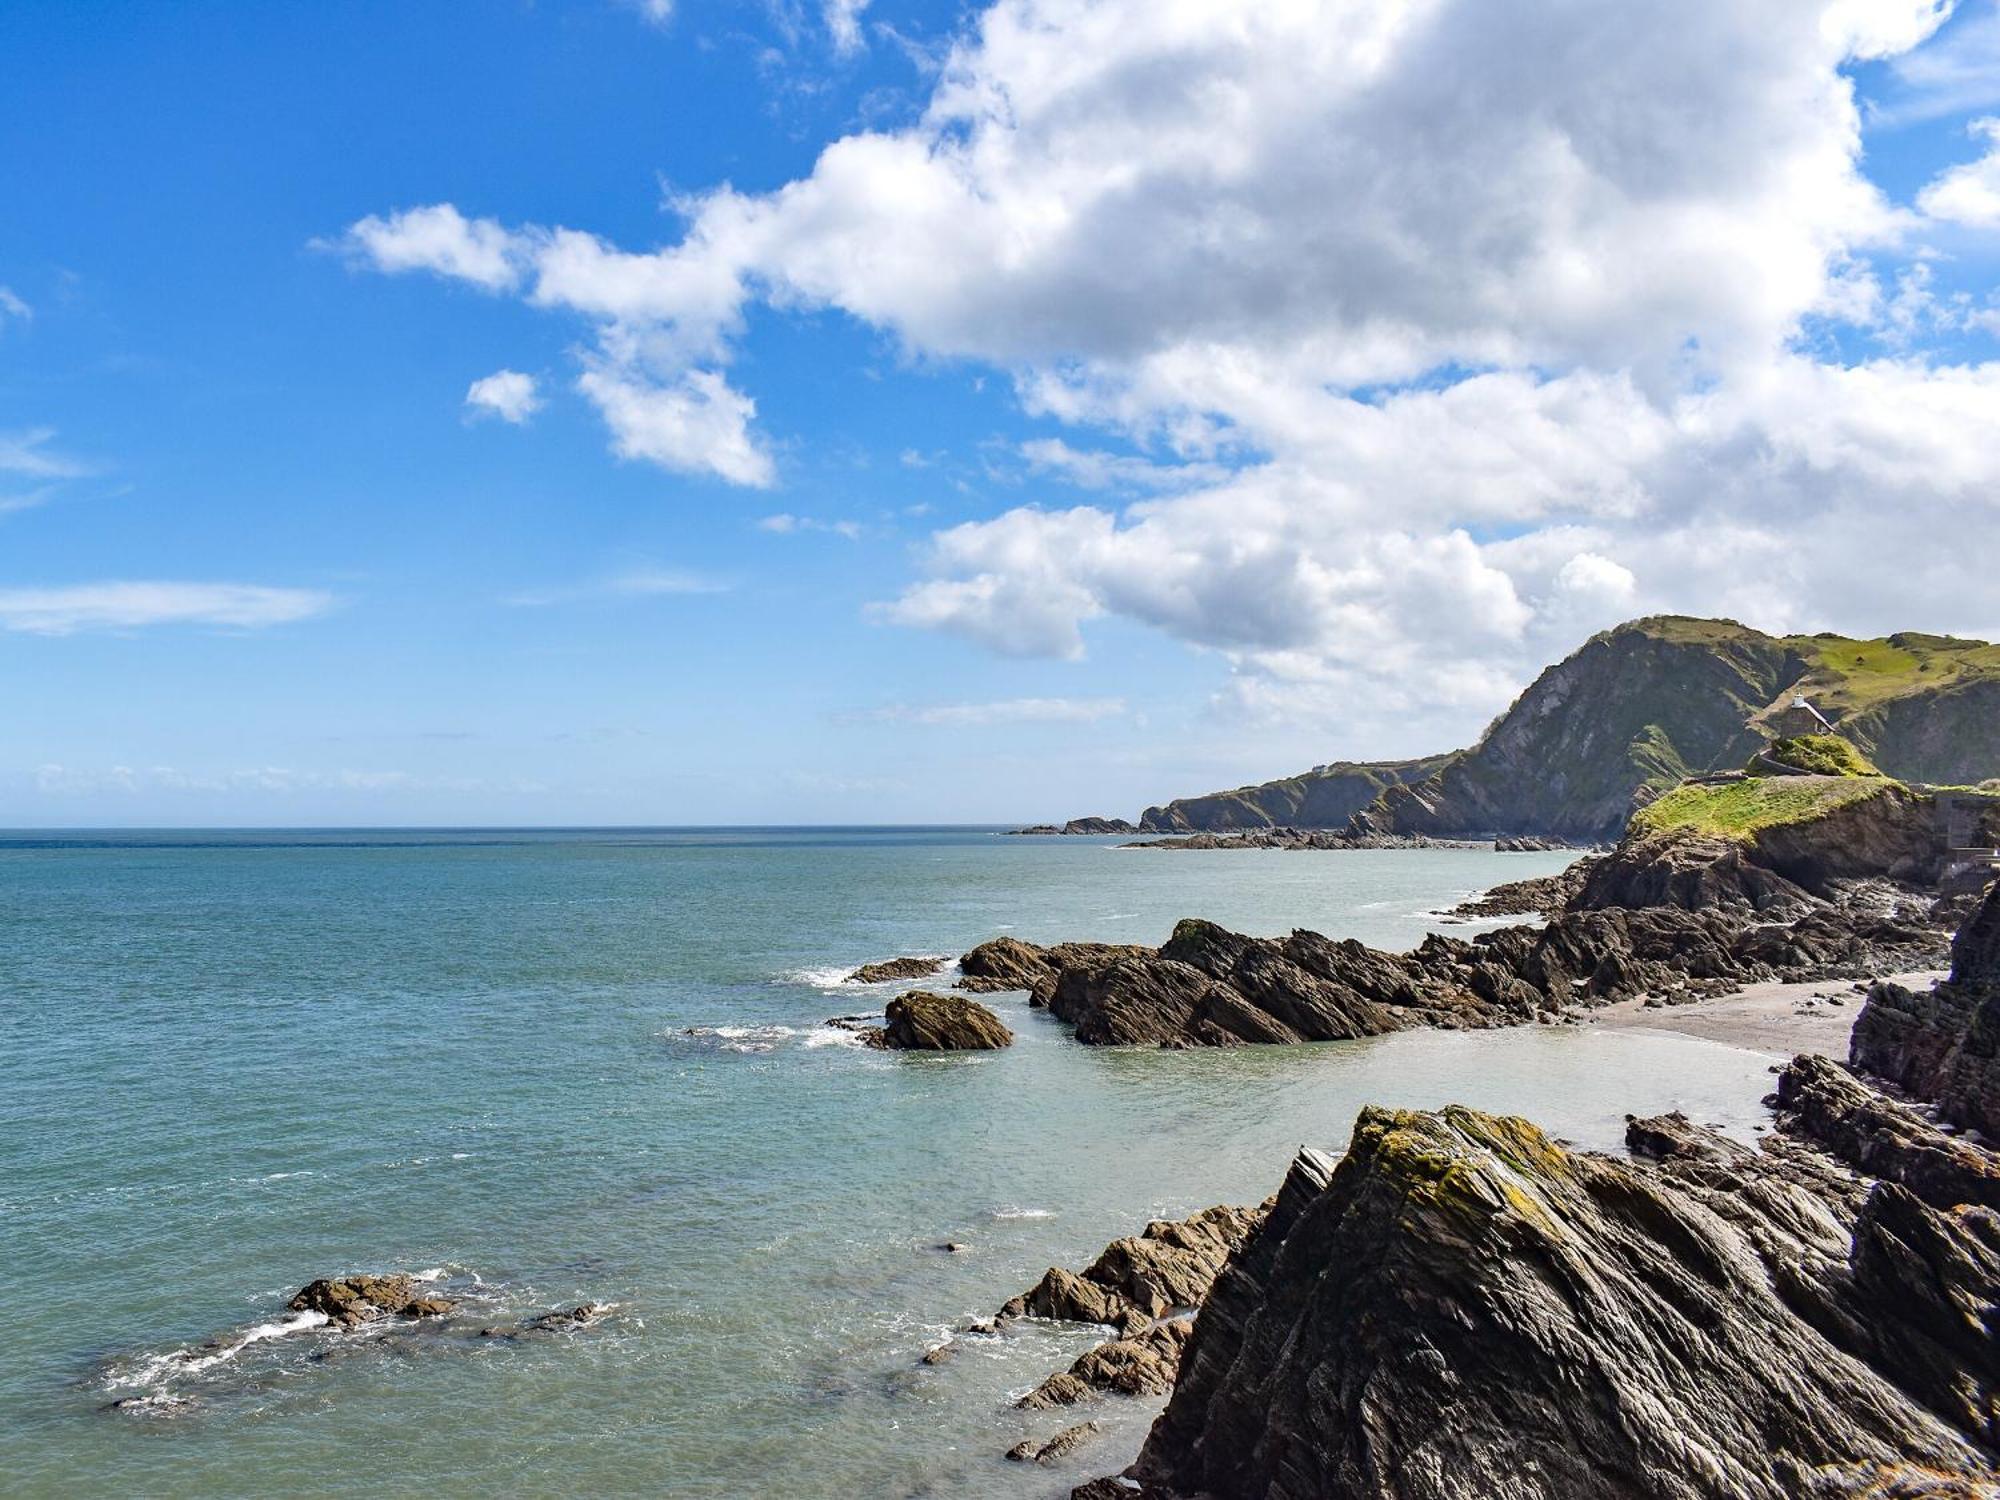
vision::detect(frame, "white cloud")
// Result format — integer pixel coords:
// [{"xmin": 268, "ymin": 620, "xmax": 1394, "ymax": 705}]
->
[
  {"xmin": 1918, "ymin": 115, "xmax": 2000, "ymax": 224},
  {"xmin": 342, "ymin": 204, "xmax": 524, "ymax": 292},
  {"xmin": 826, "ymin": 0, "xmax": 872, "ymax": 55},
  {"xmin": 575, "ymin": 366, "xmax": 775, "ymax": 486},
  {"xmin": 0, "ymin": 286, "xmax": 29, "ymax": 324},
  {"xmin": 0, "ymin": 428, "xmax": 88, "ymax": 479},
  {"xmin": 856, "ymin": 696, "xmax": 1126, "ymax": 727},
  {"xmin": 0, "ymin": 582, "xmax": 333, "ymax": 635},
  {"xmin": 465, "ymin": 368, "xmax": 542, "ymax": 423},
  {"xmin": 504, "ymin": 566, "xmax": 728, "ymax": 607},
  {"xmin": 346, "ymin": 0, "xmax": 2000, "ymax": 743},
  {"xmin": 758, "ymin": 512, "xmax": 863, "ymax": 538},
  {"xmin": 32, "ymin": 763, "xmax": 505, "ymax": 796},
  {"xmin": 634, "ymin": 0, "xmax": 673, "ymax": 25}
]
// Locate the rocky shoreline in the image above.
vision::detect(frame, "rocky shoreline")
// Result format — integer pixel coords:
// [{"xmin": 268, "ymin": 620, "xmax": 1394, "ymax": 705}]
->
[
  {"xmin": 949, "ymin": 822, "xmax": 1954, "ymax": 1049},
  {"xmin": 1007, "ymin": 882, "xmax": 2000, "ymax": 1498}
]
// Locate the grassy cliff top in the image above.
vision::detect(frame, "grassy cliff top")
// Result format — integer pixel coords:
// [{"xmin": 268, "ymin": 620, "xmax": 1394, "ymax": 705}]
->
[
  {"xmin": 1632, "ymin": 774, "xmax": 1895, "ymax": 841},
  {"xmin": 1616, "ymin": 616, "xmax": 2000, "ymax": 720},
  {"xmin": 1752, "ymin": 734, "xmax": 1883, "ymax": 777}
]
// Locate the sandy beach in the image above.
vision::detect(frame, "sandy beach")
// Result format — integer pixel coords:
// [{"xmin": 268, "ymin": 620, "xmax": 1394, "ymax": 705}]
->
[{"xmin": 1589, "ymin": 970, "xmax": 1946, "ymax": 1058}]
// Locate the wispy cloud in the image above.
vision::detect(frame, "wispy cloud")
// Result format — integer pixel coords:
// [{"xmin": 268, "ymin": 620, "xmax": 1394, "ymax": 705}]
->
[
  {"xmin": 503, "ymin": 566, "xmax": 729, "ymax": 607},
  {"xmin": 0, "ymin": 428, "xmax": 89, "ymax": 480},
  {"xmin": 0, "ymin": 286, "xmax": 29, "ymax": 325},
  {"xmin": 33, "ymin": 764, "xmax": 518, "ymax": 795},
  {"xmin": 1870, "ymin": 5, "xmax": 2000, "ymax": 127},
  {"xmin": 0, "ymin": 582, "xmax": 334, "ymax": 635},
  {"xmin": 1019, "ymin": 437, "xmax": 1228, "ymax": 492},
  {"xmin": 757, "ymin": 512, "xmax": 863, "ymax": 539},
  {"xmin": 849, "ymin": 696, "xmax": 1127, "ymax": 728},
  {"xmin": 465, "ymin": 368, "xmax": 542, "ymax": 424}
]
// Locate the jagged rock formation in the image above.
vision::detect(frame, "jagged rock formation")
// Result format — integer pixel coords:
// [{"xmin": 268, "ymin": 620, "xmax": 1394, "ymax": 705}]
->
[
  {"xmin": 987, "ymin": 1203, "xmax": 1267, "ymax": 1415},
  {"xmin": 957, "ymin": 937, "xmax": 1151, "ymax": 1000},
  {"xmin": 1774, "ymin": 1053, "xmax": 2000, "ymax": 1210},
  {"xmin": 967, "ymin": 827, "xmax": 1947, "ymax": 1049},
  {"xmin": 1853, "ymin": 882, "xmax": 2000, "ymax": 1137},
  {"xmin": 1103, "ymin": 1097, "xmax": 1998, "ymax": 1499},
  {"xmin": 1137, "ymin": 755, "xmax": 1453, "ymax": 833},
  {"xmin": 860, "ymin": 991, "xmax": 1013, "ymax": 1050},
  {"xmin": 287, "ymin": 1275, "xmax": 453, "ymax": 1328}
]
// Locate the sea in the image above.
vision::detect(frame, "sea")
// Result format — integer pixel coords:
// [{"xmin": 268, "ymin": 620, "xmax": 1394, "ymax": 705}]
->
[{"xmin": 0, "ymin": 828, "xmax": 1793, "ymax": 1498}]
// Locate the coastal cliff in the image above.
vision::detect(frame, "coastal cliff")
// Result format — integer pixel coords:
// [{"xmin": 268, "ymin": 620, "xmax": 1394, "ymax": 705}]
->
[
  {"xmin": 1137, "ymin": 755, "xmax": 1451, "ymax": 833},
  {"xmin": 1088, "ymin": 617, "xmax": 2000, "ymax": 841}
]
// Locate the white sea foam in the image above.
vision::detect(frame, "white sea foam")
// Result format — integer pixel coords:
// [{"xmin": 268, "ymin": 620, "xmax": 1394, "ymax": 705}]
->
[
  {"xmin": 989, "ymin": 1206, "xmax": 1055, "ymax": 1220},
  {"xmin": 776, "ymin": 966, "xmax": 854, "ymax": 989},
  {"xmin": 802, "ymin": 1027, "xmax": 863, "ymax": 1049},
  {"xmin": 112, "ymin": 1310, "xmax": 331, "ymax": 1390}
]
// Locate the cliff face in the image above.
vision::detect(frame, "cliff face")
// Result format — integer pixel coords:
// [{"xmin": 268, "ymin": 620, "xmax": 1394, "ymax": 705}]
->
[
  {"xmin": 1356, "ymin": 618, "xmax": 1806, "ymax": 840},
  {"xmin": 1138, "ymin": 755, "xmax": 1451, "ymax": 833},
  {"xmin": 1132, "ymin": 618, "xmax": 2000, "ymax": 841}
]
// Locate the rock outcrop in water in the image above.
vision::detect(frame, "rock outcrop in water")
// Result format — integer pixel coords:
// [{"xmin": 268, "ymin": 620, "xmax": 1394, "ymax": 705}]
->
[
  {"xmin": 288, "ymin": 1275, "xmax": 454, "ymax": 1328},
  {"xmin": 957, "ymin": 937, "xmax": 1151, "ymax": 1000},
  {"xmin": 971, "ymin": 1202, "xmax": 1267, "ymax": 1426},
  {"xmin": 861, "ymin": 991, "xmax": 1013, "ymax": 1050},
  {"xmin": 845, "ymin": 955, "xmax": 945, "ymax": 984},
  {"xmin": 1853, "ymin": 882, "xmax": 2000, "ymax": 1138}
]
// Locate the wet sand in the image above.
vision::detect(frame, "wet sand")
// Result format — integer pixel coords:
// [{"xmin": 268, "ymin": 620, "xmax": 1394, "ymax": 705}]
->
[{"xmin": 1589, "ymin": 970, "xmax": 1945, "ymax": 1058}]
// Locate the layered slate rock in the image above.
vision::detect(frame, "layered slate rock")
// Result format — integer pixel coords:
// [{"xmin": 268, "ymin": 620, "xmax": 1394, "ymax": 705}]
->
[
  {"xmin": 1853, "ymin": 882, "xmax": 2000, "ymax": 1137},
  {"xmin": 1117, "ymin": 1107, "xmax": 1997, "ymax": 1500},
  {"xmin": 1774, "ymin": 1053, "xmax": 2000, "ymax": 1210},
  {"xmin": 862, "ymin": 991, "xmax": 1013, "ymax": 1051},
  {"xmin": 956, "ymin": 937, "xmax": 1151, "ymax": 1000},
  {"xmin": 993, "ymin": 1202, "xmax": 1266, "ymax": 1412}
]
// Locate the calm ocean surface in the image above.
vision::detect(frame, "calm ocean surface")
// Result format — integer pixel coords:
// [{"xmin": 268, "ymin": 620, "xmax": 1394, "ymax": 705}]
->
[{"xmin": 1, "ymin": 828, "xmax": 1787, "ymax": 1497}]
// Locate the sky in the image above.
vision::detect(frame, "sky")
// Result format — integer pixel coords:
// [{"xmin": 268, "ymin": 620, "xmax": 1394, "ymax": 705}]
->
[{"xmin": 5, "ymin": 0, "xmax": 2000, "ymax": 826}]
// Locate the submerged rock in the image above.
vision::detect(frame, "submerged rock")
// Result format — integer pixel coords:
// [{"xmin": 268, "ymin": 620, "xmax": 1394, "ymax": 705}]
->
[
  {"xmin": 844, "ymin": 956, "xmax": 944, "ymax": 984},
  {"xmin": 861, "ymin": 991, "xmax": 1013, "ymax": 1050}
]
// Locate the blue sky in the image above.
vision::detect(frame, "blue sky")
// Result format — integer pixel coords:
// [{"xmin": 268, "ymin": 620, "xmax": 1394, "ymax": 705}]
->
[{"xmin": 5, "ymin": 0, "xmax": 2000, "ymax": 824}]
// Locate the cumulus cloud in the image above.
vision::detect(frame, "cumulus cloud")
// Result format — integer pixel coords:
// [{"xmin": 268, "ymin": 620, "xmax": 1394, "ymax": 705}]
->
[
  {"xmin": 575, "ymin": 366, "xmax": 775, "ymax": 486},
  {"xmin": 854, "ymin": 696, "xmax": 1126, "ymax": 727},
  {"xmin": 1919, "ymin": 115, "xmax": 2000, "ymax": 225},
  {"xmin": 465, "ymin": 368, "xmax": 542, "ymax": 423},
  {"xmin": 342, "ymin": 0, "xmax": 2000, "ymax": 741},
  {"xmin": 0, "ymin": 582, "xmax": 333, "ymax": 635},
  {"xmin": 342, "ymin": 204, "xmax": 524, "ymax": 291}
]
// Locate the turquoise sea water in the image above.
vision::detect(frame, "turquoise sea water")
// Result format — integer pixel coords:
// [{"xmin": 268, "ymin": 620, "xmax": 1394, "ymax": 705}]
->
[{"xmin": 2, "ymin": 829, "xmax": 1789, "ymax": 1497}]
